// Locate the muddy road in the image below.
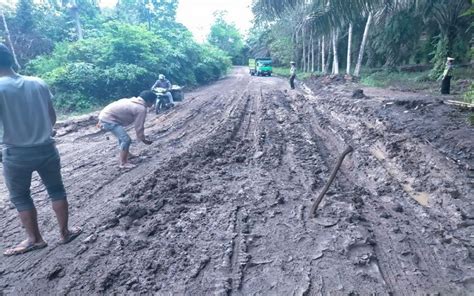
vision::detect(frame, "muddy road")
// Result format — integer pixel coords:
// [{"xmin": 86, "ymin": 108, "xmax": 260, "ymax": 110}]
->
[{"xmin": 1, "ymin": 67, "xmax": 473, "ymax": 295}]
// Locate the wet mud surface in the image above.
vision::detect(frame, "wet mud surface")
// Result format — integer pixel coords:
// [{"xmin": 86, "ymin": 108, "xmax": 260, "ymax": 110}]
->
[{"xmin": 0, "ymin": 67, "xmax": 473, "ymax": 295}]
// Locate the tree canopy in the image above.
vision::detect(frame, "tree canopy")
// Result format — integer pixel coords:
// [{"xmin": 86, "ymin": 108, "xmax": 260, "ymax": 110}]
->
[
  {"xmin": 250, "ymin": 0, "xmax": 472, "ymax": 77},
  {"xmin": 0, "ymin": 0, "xmax": 231, "ymax": 113},
  {"xmin": 207, "ymin": 11, "xmax": 246, "ymax": 65}
]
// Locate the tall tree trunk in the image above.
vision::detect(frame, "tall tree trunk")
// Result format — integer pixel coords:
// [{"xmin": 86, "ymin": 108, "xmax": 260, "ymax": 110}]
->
[
  {"xmin": 346, "ymin": 23, "xmax": 353, "ymax": 75},
  {"xmin": 0, "ymin": 10, "xmax": 21, "ymax": 70},
  {"xmin": 302, "ymin": 27, "xmax": 306, "ymax": 72},
  {"xmin": 311, "ymin": 32, "xmax": 315, "ymax": 72},
  {"xmin": 354, "ymin": 13, "xmax": 373, "ymax": 77},
  {"xmin": 316, "ymin": 38, "xmax": 321, "ymax": 72},
  {"xmin": 307, "ymin": 34, "xmax": 311, "ymax": 72},
  {"xmin": 317, "ymin": 38, "xmax": 321, "ymax": 72},
  {"xmin": 70, "ymin": 0, "xmax": 83, "ymax": 40},
  {"xmin": 325, "ymin": 40, "xmax": 332, "ymax": 74},
  {"xmin": 321, "ymin": 36, "xmax": 326, "ymax": 74},
  {"xmin": 292, "ymin": 29, "xmax": 298, "ymax": 63},
  {"xmin": 332, "ymin": 29, "xmax": 339, "ymax": 75}
]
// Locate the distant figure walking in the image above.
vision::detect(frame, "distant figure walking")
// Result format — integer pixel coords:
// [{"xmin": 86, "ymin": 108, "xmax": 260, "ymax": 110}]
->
[
  {"xmin": 98, "ymin": 91, "xmax": 156, "ymax": 169},
  {"xmin": 289, "ymin": 61, "xmax": 296, "ymax": 89},
  {"xmin": 440, "ymin": 57, "xmax": 454, "ymax": 95},
  {"xmin": 0, "ymin": 43, "xmax": 81, "ymax": 256}
]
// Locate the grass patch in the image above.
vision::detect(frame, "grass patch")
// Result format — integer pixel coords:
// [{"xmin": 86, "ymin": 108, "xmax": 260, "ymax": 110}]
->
[
  {"xmin": 360, "ymin": 70, "xmax": 432, "ymax": 89},
  {"xmin": 272, "ymin": 67, "xmax": 314, "ymax": 79},
  {"xmin": 359, "ymin": 67, "xmax": 474, "ymax": 94}
]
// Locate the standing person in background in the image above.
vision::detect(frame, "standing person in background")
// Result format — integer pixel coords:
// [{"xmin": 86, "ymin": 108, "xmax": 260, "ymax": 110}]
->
[
  {"xmin": 97, "ymin": 91, "xmax": 156, "ymax": 169},
  {"xmin": 289, "ymin": 61, "xmax": 297, "ymax": 90},
  {"xmin": 0, "ymin": 43, "xmax": 81, "ymax": 256},
  {"xmin": 440, "ymin": 57, "xmax": 454, "ymax": 95}
]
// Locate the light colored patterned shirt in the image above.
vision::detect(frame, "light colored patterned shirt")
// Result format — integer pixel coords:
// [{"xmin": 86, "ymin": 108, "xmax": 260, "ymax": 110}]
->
[
  {"xmin": 443, "ymin": 63, "xmax": 453, "ymax": 77},
  {"xmin": 290, "ymin": 65, "xmax": 296, "ymax": 76}
]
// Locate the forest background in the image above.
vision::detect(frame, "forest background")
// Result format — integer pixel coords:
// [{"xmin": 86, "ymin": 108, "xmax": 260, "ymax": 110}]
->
[{"xmin": 0, "ymin": 0, "xmax": 472, "ymax": 113}]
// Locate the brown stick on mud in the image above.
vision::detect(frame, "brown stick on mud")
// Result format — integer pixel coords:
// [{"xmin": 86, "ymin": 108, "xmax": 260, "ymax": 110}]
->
[{"xmin": 310, "ymin": 145, "xmax": 354, "ymax": 218}]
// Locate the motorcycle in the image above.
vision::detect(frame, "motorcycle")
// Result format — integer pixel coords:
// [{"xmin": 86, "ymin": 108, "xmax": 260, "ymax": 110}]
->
[{"xmin": 152, "ymin": 87, "xmax": 174, "ymax": 114}]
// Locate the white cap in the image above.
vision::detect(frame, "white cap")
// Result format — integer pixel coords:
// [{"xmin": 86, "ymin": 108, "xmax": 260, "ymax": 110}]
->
[{"xmin": 447, "ymin": 57, "xmax": 455, "ymax": 61}]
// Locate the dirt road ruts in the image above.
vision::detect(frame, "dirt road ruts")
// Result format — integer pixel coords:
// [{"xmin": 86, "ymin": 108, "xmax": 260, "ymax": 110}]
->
[{"xmin": 1, "ymin": 67, "xmax": 472, "ymax": 295}]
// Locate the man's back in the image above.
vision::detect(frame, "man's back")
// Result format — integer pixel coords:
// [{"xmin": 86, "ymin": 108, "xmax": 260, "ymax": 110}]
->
[
  {"xmin": 0, "ymin": 75, "xmax": 54, "ymax": 148},
  {"xmin": 99, "ymin": 97, "xmax": 147, "ymax": 128}
]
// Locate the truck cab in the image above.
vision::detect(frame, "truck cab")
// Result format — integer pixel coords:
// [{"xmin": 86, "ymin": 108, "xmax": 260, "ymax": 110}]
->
[{"xmin": 249, "ymin": 58, "xmax": 273, "ymax": 76}]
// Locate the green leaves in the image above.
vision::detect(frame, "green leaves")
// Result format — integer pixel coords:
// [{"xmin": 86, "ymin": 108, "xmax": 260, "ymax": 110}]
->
[
  {"xmin": 252, "ymin": 0, "xmax": 472, "ymax": 76},
  {"xmin": 26, "ymin": 19, "xmax": 231, "ymax": 113},
  {"xmin": 208, "ymin": 11, "xmax": 246, "ymax": 65}
]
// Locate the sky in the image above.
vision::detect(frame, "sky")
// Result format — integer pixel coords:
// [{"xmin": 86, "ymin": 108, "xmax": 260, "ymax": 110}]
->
[
  {"xmin": 98, "ymin": 0, "xmax": 254, "ymax": 43},
  {"xmin": 2, "ymin": 0, "xmax": 254, "ymax": 42},
  {"xmin": 176, "ymin": 0, "xmax": 254, "ymax": 42}
]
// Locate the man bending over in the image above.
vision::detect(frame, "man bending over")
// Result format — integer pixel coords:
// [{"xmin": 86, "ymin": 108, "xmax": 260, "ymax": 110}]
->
[{"xmin": 98, "ymin": 91, "xmax": 156, "ymax": 168}]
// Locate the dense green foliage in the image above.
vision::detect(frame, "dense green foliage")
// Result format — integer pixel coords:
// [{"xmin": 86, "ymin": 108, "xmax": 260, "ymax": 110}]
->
[
  {"xmin": 250, "ymin": 0, "xmax": 472, "ymax": 79},
  {"xmin": 1, "ymin": 0, "xmax": 231, "ymax": 113},
  {"xmin": 26, "ymin": 22, "xmax": 230, "ymax": 111},
  {"xmin": 207, "ymin": 11, "xmax": 246, "ymax": 65}
]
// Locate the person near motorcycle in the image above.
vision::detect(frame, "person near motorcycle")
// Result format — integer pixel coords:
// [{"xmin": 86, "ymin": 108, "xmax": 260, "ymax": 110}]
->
[
  {"xmin": 97, "ymin": 90, "xmax": 156, "ymax": 169},
  {"xmin": 152, "ymin": 74, "xmax": 174, "ymax": 104}
]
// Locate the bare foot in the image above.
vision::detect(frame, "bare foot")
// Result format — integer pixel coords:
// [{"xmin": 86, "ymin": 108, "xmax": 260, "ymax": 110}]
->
[
  {"xmin": 3, "ymin": 239, "xmax": 47, "ymax": 256},
  {"xmin": 59, "ymin": 227, "xmax": 82, "ymax": 245},
  {"xmin": 119, "ymin": 163, "xmax": 136, "ymax": 169}
]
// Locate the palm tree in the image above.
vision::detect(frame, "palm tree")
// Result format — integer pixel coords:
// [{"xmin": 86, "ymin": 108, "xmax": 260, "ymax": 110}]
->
[
  {"xmin": 424, "ymin": 0, "xmax": 471, "ymax": 75},
  {"xmin": 253, "ymin": 0, "xmax": 433, "ymax": 76},
  {"xmin": 346, "ymin": 22, "xmax": 353, "ymax": 74},
  {"xmin": 353, "ymin": 12, "xmax": 372, "ymax": 76},
  {"xmin": 64, "ymin": 0, "xmax": 83, "ymax": 39}
]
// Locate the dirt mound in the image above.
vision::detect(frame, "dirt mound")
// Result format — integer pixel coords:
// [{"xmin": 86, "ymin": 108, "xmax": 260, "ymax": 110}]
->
[{"xmin": 351, "ymin": 89, "xmax": 369, "ymax": 99}]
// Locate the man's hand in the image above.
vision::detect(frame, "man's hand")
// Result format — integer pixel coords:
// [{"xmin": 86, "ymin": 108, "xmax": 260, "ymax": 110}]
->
[{"xmin": 142, "ymin": 139, "xmax": 153, "ymax": 145}]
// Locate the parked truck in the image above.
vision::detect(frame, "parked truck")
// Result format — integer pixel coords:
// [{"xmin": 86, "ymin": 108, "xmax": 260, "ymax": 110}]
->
[{"xmin": 249, "ymin": 57, "xmax": 272, "ymax": 76}]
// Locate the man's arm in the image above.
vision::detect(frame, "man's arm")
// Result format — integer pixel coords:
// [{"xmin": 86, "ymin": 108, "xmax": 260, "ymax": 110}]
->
[
  {"xmin": 151, "ymin": 80, "xmax": 158, "ymax": 90},
  {"xmin": 47, "ymin": 91, "xmax": 56, "ymax": 126},
  {"xmin": 134, "ymin": 109, "xmax": 152, "ymax": 145},
  {"xmin": 39, "ymin": 81, "xmax": 57, "ymax": 126}
]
